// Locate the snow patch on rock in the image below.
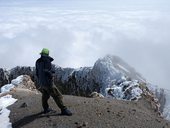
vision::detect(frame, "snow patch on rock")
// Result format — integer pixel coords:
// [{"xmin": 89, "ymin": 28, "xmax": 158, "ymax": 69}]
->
[
  {"xmin": 105, "ymin": 80, "xmax": 143, "ymax": 101},
  {"xmin": 11, "ymin": 75, "xmax": 24, "ymax": 86},
  {"xmin": 1, "ymin": 84, "xmax": 14, "ymax": 93},
  {"xmin": 0, "ymin": 95, "xmax": 17, "ymax": 128}
]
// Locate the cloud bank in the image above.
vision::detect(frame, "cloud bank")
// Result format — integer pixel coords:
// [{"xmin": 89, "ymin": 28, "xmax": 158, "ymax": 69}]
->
[{"xmin": 0, "ymin": 1, "xmax": 170, "ymax": 89}]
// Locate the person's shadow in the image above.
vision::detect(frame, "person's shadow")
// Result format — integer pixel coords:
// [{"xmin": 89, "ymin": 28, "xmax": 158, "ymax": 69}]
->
[{"xmin": 12, "ymin": 111, "xmax": 61, "ymax": 128}]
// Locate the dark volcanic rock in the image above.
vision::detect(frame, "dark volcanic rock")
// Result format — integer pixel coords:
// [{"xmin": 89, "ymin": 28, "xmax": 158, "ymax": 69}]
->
[
  {"xmin": 54, "ymin": 66, "xmax": 98, "ymax": 96},
  {"xmin": 0, "ymin": 68, "xmax": 9, "ymax": 88},
  {"xmin": 9, "ymin": 66, "xmax": 35, "ymax": 81}
]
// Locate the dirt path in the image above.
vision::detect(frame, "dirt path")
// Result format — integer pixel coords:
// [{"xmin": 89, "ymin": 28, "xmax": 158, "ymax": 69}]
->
[{"xmin": 8, "ymin": 89, "xmax": 170, "ymax": 128}]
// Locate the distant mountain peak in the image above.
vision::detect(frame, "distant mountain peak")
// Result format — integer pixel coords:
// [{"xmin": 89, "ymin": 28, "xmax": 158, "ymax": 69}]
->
[{"xmin": 94, "ymin": 55, "xmax": 146, "ymax": 83}]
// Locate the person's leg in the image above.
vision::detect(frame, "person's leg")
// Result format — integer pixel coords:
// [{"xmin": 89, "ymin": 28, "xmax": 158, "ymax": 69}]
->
[
  {"xmin": 41, "ymin": 89, "xmax": 50, "ymax": 112},
  {"xmin": 49, "ymin": 85, "xmax": 72, "ymax": 116},
  {"xmin": 49, "ymin": 85, "xmax": 66, "ymax": 110}
]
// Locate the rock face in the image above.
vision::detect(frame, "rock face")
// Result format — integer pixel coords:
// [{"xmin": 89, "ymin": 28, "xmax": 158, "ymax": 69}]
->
[
  {"xmin": 9, "ymin": 66, "xmax": 35, "ymax": 82},
  {"xmin": 147, "ymin": 84, "xmax": 169, "ymax": 119},
  {"xmin": 1, "ymin": 75, "xmax": 36, "ymax": 94},
  {"xmin": 54, "ymin": 66, "xmax": 97, "ymax": 96},
  {"xmin": 12, "ymin": 75, "xmax": 36, "ymax": 91},
  {"xmin": 0, "ymin": 68, "xmax": 9, "ymax": 88},
  {"xmin": 155, "ymin": 88, "xmax": 166, "ymax": 113}
]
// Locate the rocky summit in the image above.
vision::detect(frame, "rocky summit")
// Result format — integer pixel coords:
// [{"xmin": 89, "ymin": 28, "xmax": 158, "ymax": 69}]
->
[{"xmin": 0, "ymin": 55, "xmax": 169, "ymax": 120}]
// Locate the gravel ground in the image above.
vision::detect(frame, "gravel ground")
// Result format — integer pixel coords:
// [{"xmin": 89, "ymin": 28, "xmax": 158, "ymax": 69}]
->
[{"xmin": 8, "ymin": 89, "xmax": 170, "ymax": 128}]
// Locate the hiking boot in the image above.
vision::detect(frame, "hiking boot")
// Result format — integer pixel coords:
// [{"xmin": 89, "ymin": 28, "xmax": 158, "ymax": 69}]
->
[
  {"xmin": 61, "ymin": 108, "xmax": 72, "ymax": 116},
  {"xmin": 43, "ymin": 108, "xmax": 53, "ymax": 114}
]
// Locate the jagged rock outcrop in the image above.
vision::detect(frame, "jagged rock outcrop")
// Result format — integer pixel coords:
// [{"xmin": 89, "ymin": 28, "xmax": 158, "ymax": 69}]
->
[
  {"xmin": 89, "ymin": 92, "xmax": 104, "ymax": 98},
  {"xmin": 1, "ymin": 75, "xmax": 37, "ymax": 94},
  {"xmin": 92, "ymin": 55, "xmax": 146, "ymax": 94},
  {"xmin": 12, "ymin": 75, "xmax": 36, "ymax": 91},
  {"xmin": 147, "ymin": 85, "xmax": 167, "ymax": 112},
  {"xmin": 0, "ymin": 68, "xmax": 9, "ymax": 88},
  {"xmin": 9, "ymin": 66, "xmax": 35, "ymax": 82},
  {"xmin": 54, "ymin": 66, "xmax": 97, "ymax": 96},
  {"xmin": 0, "ymin": 67, "xmax": 36, "ymax": 91},
  {"xmin": 53, "ymin": 55, "xmax": 147, "ymax": 97}
]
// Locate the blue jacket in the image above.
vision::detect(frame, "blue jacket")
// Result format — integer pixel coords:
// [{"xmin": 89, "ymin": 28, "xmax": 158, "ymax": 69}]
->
[{"xmin": 36, "ymin": 55, "xmax": 55, "ymax": 88}]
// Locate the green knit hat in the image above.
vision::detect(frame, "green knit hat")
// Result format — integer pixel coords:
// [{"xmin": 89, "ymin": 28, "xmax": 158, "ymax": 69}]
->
[{"xmin": 40, "ymin": 48, "xmax": 49, "ymax": 55}]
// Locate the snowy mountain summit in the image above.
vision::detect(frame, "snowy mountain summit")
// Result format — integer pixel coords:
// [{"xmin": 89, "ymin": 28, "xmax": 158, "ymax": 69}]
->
[
  {"xmin": 93, "ymin": 55, "xmax": 145, "ymax": 83},
  {"xmin": 92, "ymin": 55, "xmax": 146, "ymax": 96}
]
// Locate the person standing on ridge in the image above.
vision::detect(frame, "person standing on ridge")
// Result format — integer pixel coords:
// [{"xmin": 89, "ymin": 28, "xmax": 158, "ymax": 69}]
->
[{"xmin": 35, "ymin": 48, "xmax": 72, "ymax": 116}]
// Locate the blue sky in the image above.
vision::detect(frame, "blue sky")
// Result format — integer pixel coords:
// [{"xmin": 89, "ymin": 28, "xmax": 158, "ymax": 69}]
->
[{"xmin": 0, "ymin": 0, "xmax": 170, "ymax": 89}]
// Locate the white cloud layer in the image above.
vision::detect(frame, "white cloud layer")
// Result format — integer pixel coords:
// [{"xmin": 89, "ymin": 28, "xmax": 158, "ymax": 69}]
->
[{"xmin": 0, "ymin": 1, "xmax": 170, "ymax": 89}]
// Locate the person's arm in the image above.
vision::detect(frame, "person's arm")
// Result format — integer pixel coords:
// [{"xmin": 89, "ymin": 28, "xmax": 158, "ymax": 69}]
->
[{"xmin": 43, "ymin": 60, "xmax": 53, "ymax": 77}]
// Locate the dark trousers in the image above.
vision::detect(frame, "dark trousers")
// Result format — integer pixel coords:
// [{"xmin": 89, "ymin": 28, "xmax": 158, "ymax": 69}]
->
[{"xmin": 40, "ymin": 85, "xmax": 66, "ymax": 111}]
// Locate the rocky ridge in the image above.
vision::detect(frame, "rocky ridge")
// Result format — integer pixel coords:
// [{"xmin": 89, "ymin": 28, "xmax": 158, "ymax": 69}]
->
[{"xmin": 0, "ymin": 55, "xmax": 168, "ymax": 119}]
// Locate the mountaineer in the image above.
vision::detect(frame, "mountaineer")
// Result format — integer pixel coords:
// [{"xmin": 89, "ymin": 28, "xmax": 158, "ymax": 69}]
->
[{"xmin": 35, "ymin": 48, "xmax": 72, "ymax": 116}]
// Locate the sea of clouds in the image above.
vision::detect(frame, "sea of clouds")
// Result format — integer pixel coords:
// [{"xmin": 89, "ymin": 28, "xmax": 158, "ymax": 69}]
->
[{"xmin": 0, "ymin": 0, "xmax": 170, "ymax": 89}]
